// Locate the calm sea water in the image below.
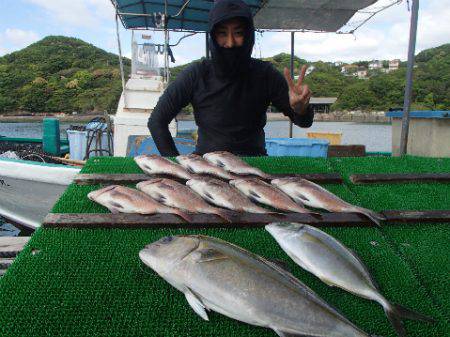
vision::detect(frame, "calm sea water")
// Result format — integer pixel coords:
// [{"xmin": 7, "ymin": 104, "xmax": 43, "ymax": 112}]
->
[{"xmin": 0, "ymin": 120, "xmax": 392, "ymax": 152}]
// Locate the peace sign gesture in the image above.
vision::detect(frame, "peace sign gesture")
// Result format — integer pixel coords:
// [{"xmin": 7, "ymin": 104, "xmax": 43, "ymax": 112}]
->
[{"xmin": 283, "ymin": 65, "xmax": 312, "ymax": 115}]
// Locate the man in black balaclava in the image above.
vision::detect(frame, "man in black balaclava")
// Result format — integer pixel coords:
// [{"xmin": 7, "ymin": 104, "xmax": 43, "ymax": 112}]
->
[{"xmin": 148, "ymin": 0, "xmax": 314, "ymax": 156}]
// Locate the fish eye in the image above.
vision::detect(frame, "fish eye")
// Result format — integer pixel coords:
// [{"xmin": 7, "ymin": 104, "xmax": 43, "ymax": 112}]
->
[{"xmin": 160, "ymin": 236, "xmax": 174, "ymax": 244}]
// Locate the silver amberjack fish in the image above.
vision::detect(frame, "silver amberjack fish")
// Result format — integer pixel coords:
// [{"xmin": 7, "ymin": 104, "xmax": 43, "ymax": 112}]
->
[
  {"xmin": 139, "ymin": 234, "xmax": 373, "ymax": 337},
  {"xmin": 266, "ymin": 223, "xmax": 435, "ymax": 337}
]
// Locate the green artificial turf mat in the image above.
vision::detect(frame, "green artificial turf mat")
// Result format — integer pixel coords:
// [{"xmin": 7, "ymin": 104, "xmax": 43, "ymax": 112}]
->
[
  {"xmin": 382, "ymin": 224, "xmax": 450, "ymax": 319},
  {"xmin": 1, "ymin": 156, "xmax": 449, "ymax": 336},
  {"xmin": 328, "ymin": 156, "xmax": 450, "ymax": 319},
  {"xmin": 0, "ymin": 227, "xmax": 445, "ymax": 337},
  {"xmin": 330, "ymin": 156, "xmax": 450, "ymax": 177}
]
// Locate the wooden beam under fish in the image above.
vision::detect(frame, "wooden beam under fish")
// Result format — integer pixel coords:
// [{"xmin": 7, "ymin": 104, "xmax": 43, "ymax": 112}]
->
[
  {"xmin": 350, "ymin": 173, "xmax": 450, "ymax": 184},
  {"xmin": 42, "ymin": 210, "xmax": 450, "ymax": 229},
  {"xmin": 74, "ymin": 172, "xmax": 343, "ymax": 185}
]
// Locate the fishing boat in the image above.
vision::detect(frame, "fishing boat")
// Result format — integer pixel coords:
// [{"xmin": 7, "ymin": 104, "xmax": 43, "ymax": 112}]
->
[{"xmin": 0, "ymin": 157, "xmax": 80, "ymax": 232}]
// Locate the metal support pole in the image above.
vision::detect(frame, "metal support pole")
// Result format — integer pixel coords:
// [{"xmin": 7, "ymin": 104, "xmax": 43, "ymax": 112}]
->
[
  {"xmin": 288, "ymin": 31, "xmax": 295, "ymax": 138},
  {"xmin": 115, "ymin": 13, "xmax": 126, "ymax": 107},
  {"xmin": 399, "ymin": 0, "xmax": 419, "ymax": 156},
  {"xmin": 206, "ymin": 33, "xmax": 210, "ymax": 59},
  {"xmin": 163, "ymin": 0, "xmax": 170, "ymax": 83}
]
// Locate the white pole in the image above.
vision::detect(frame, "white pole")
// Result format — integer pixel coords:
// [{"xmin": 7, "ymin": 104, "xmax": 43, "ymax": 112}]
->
[{"xmin": 115, "ymin": 13, "xmax": 127, "ymax": 108}]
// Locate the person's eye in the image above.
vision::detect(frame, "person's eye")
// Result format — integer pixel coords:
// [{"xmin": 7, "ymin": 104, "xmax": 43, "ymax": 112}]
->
[{"xmin": 235, "ymin": 31, "xmax": 244, "ymax": 36}]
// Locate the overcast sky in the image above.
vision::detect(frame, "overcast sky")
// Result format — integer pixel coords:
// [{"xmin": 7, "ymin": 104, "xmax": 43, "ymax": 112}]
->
[{"xmin": 1, "ymin": 0, "xmax": 449, "ymax": 67}]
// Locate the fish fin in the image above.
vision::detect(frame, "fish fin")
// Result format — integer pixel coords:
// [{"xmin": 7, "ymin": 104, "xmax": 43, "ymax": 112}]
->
[
  {"xmin": 173, "ymin": 210, "xmax": 193, "ymax": 223},
  {"xmin": 292, "ymin": 193, "xmax": 309, "ymax": 204},
  {"xmin": 319, "ymin": 276, "xmax": 337, "ymax": 287},
  {"xmin": 185, "ymin": 288, "xmax": 209, "ymax": 321},
  {"xmin": 355, "ymin": 207, "xmax": 385, "ymax": 227},
  {"xmin": 153, "ymin": 193, "xmax": 166, "ymax": 203},
  {"xmin": 214, "ymin": 209, "xmax": 235, "ymax": 223},
  {"xmin": 193, "ymin": 248, "xmax": 229, "ymax": 263},
  {"xmin": 107, "ymin": 201, "xmax": 123, "ymax": 214},
  {"xmin": 384, "ymin": 303, "xmax": 435, "ymax": 337},
  {"xmin": 109, "ymin": 207, "xmax": 121, "ymax": 214},
  {"xmin": 268, "ymin": 258, "xmax": 291, "ymax": 273},
  {"xmin": 203, "ymin": 191, "xmax": 216, "ymax": 202},
  {"xmin": 215, "ymin": 159, "xmax": 225, "ymax": 168},
  {"xmin": 249, "ymin": 190, "xmax": 262, "ymax": 200},
  {"xmin": 185, "ymin": 164, "xmax": 196, "ymax": 174},
  {"xmin": 273, "ymin": 329, "xmax": 313, "ymax": 337}
]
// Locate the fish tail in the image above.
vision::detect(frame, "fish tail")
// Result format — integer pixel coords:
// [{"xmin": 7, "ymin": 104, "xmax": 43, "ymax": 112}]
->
[
  {"xmin": 214, "ymin": 209, "xmax": 235, "ymax": 223},
  {"xmin": 172, "ymin": 209, "xmax": 194, "ymax": 223},
  {"xmin": 261, "ymin": 172, "xmax": 275, "ymax": 180},
  {"xmin": 384, "ymin": 303, "xmax": 435, "ymax": 337},
  {"xmin": 355, "ymin": 207, "xmax": 385, "ymax": 227}
]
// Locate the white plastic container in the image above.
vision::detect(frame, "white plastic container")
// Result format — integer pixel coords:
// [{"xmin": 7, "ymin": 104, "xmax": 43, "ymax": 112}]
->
[{"xmin": 66, "ymin": 130, "xmax": 110, "ymax": 160}]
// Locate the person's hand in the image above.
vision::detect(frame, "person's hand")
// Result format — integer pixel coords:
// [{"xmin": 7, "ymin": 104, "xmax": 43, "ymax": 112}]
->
[{"xmin": 283, "ymin": 65, "xmax": 312, "ymax": 115}]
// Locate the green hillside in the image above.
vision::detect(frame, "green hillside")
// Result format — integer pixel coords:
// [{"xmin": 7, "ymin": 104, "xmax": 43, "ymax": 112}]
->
[
  {"xmin": 0, "ymin": 36, "xmax": 131, "ymax": 114},
  {"xmin": 0, "ymin": 36, "xmax": 449, "ymax": 113},
  {"xmin": 171, "ymin": 44, "xmax": 450, "ymax": 111}
]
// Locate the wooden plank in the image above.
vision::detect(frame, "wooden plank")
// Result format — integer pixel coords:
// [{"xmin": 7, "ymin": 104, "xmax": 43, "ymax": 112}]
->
[
  {"xmin": 43, "ymin": 212, "xmax": 372, "ymax": 228},
  {"xmin": 328, "ymin": 145, "xmax": 366, "ymax": 157},
  {"xmin": 0, "ymin": 237, "xmax": 30, "ymax": 258},
  {"xmin": 74, "ymin": 172, "xmax": 343, "ymax": 185},
  {"xmin": 350, "ymin": 173, "xmax": 450, "ymax": 184},
  {"xmin": 43, "ymin": 210, "xmax": 450, "ymax": 229},
  {"xmin": 382, "ymin": 210, "xmax": 450, "ymax": 223}
]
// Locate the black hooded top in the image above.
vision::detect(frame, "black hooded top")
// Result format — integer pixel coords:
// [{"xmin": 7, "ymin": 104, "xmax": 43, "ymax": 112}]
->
[{"xmin": 148, "ymin": 0, "xmax": 314, "ymax": 156}]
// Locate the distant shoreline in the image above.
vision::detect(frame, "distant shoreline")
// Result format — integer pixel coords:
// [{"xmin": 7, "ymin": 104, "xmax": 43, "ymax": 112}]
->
[{"xmin": 0, "ymin": 112, "xmax": 389, "ymax": 123}]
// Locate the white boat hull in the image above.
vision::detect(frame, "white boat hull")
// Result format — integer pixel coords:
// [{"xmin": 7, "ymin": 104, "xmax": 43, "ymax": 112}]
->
[{"xmin": 0, "ymin": 158, "xmax": 80, "ymax": 230}]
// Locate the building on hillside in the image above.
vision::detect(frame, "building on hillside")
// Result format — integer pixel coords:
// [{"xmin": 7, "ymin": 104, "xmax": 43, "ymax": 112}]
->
[
  {"xmin": 389, "ymin": 59, "xmax": 400, "ymax": 71},
  {"xmin": 369, "ymin": 60, "xmax": 383, "ymax": 70},
  {"xmin": 309, "ymin": 97, "xmax": 337, "ymax": 113},
  {"xmin": 334, "ymin": 61, "xmax": 344, "ymax": 67},
  {"xmin": 357, "ymin": 67, "xmax": 368, "ymax": 79},
  {"xmin": 341, "ymin": 64, "xmax": 358, "ymax": 76},
  {"xmin": 293, "ymin": 66, "xmax": 315, "ymax": 79}
]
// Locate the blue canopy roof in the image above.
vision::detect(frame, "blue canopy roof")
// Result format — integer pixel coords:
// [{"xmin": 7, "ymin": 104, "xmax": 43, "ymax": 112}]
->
[{"xmin": 111, "ymin": 0, "xmax": 378, "ymax": 32}]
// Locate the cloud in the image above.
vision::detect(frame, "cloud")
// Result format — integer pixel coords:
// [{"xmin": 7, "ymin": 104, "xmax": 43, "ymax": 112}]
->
[
  {"xmin": 255, "ymin": 0, "xmax": 450, "ymax": 63},
  {"xmin": 25, "ymin": 0, "xmax": 115, "ymax": 29},
  {"xmin": 0, "ymin": 28, "xmax": 40, "ymax": 55}
]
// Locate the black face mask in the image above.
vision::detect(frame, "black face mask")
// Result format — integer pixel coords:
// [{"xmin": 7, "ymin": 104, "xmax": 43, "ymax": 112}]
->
[{"xmin": 210, "ymin": 42, "xmax": 251, "ymax": 78}]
